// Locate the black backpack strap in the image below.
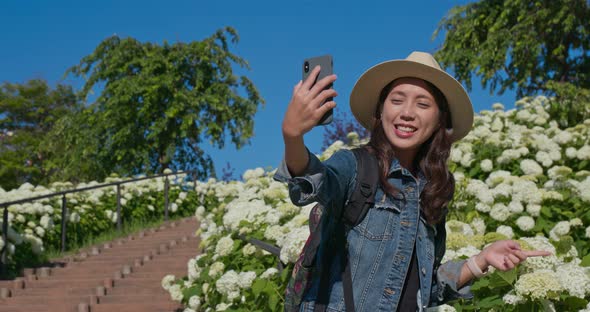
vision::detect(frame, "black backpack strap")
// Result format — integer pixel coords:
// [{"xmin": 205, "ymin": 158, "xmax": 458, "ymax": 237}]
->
[{"xmin": 342, "ymin": 147, "xmax": 379, "ymax": 227}]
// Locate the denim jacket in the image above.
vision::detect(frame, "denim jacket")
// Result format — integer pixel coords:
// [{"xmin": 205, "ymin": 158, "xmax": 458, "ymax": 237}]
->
[{"xmin": 274, "ymin": 148, "xmax": 473, "ymax": 312}]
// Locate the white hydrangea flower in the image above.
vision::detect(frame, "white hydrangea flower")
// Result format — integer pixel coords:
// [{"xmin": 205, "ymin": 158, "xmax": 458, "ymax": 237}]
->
[
  {"xmin": 450, "ymin": 148, "xmax": 463, "ymax": 163},
  {"xmin": 552, "ymin": 130, "xmax": 573, "ymax": 145},
  {"xmin": 69, "ymin": 212, "xmax": 80, "ymax": 223},
  {"xmin": 188, "ymin": 295, "xmax": 201, "ymax": 310},
  {"xmin": 490, "ymin": 203, "xmax": 511, "ymax": 222},
  {"xmin": 475, "ymin": 203, "xmax": 491, "ymax": 213},
  {"xmin": 507, "ymin": 201, "xmax": 524, "ymax": 214},
  {"xmin": 455, "ymin": 246, "xmax": 481, "ymax": 258},
  {"xmin": 585, "ymin": 226, "xmax": 590, "ymax": 239},
  {"xmin": 470, "ymin": 218, "xmax": 486, "ymax": 235},
  {"xmin": 516, "ymin": 216, "xmax": 535, "ymax": 232},
  {"xmin": 216, "ymin": 270, "xmax": 241, "ymax": 301},
  {"xmin": 279, "ymin": 226, "xmax": 309, "ymax": 264},
  {"xmin": 216, "ymin": 303, "xmax": 232, "ymax": 311},
  {"xmin": 520, "ymin": 159, "xmax": 543, "ymax": 176},
  {"xmin": 577, "ymin": 177, "xmax": 590, "ymax": 202},
  {"xmin": 577, "ymin": 145, "xmax": 590, "ymax": 160},
  {"xmin": 514, "ymin": 270, "xmax": 563, "ymax": 300},
  {"xmin": 496, "ymin": 225, "xmax": 514, "ymax": 239},
  {"xmin": 169, "ymin": 284, "xmax": 183, "ymax": 301},
  {"xmin": 215, "ymin": 235, "xmax": 234, "ymax": 257},
  {"xmin": 209, "ymin": 261, "xmax": 225, "ymax": 278},
  {"xmin": 242, "ymin": 243, "xmax": 257, "ymax": 256},
  {"xmin": 535, "ymin": 151, "xmax": 553, "ymax": 167},
  {"xmin": 565, "ymin": 147, "xmax": 578, "ymax": 159},
  {"xmin": 446, "ymin": 220, "xmax": 474, "ymax": 236},
  {"xmin": 556, "ymin": 262, "xmax": 590, "ymax": 298},
  {"xmin": 260, "ymin": 267, "xmax": 279, "ymax": 279},
  {"xmin": 526, "ymin": 204, "xmax": 542, "ymax": 217},
  {"xmin": 460, "ymin": 152, "xmax": 474, "ymax": 167},
  {"xmin": 161, "ymin": 274, "xmax": 176, "ymax": 291},
  {"xmin": 569, "ymin": 218, "xmax": 583, "ymax": 227},
  {"xmin": 237, "ymin": 271, "xmax": 257, "ymax": 289},
  {"xmin": 549, "ymin": 221, "xmax": 570, "ymax": 241},
  {"xmin": 425, "ymin": 304, "xmax": 457, "ymax": 312},
  {"xmin": 492, "ymin": 103, "xmax": 505, "ymax": 110},
  {"xmin": 321, "ymin": 140, "xmax": 345, "ymax": 160},
  {"xmin": 480, "ymin": 159, "xmax": 493, "ymax": 172},
  {"xmin": 502, "ymin": 290, "xmax": 524, "ymax": 305},
  {"xmin": 39, "ymin": 215, "xmax": 54, "ymax": 230}
]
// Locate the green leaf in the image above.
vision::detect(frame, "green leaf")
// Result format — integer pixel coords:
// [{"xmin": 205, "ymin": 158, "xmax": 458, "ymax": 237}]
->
[
  {"xmin": 252, "ymin": 279, "xmax": 267, "ymax": 296},
  {"xmin": 496, "ymin": 268, "xmax": 517, "ymax": 285}
]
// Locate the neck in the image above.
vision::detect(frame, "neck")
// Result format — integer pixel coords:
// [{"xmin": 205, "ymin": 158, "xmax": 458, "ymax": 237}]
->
[{"xmin": 396, "ymin": 150, "xmax": 418, "ymax": 176}]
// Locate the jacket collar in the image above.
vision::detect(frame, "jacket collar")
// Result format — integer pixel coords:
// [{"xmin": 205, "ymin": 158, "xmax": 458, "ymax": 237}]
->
[{"xmin": 387, "ymin": 157, "xmax": 427, "ymax": 190}]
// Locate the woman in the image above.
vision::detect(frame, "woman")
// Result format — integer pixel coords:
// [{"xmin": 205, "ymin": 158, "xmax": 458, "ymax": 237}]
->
[{"xmin": 274, "ymin": 52, "xmax": 550, "ymax": 311}]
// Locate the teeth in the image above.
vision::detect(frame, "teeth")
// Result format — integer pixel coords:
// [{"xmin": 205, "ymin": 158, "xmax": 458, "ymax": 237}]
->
[{"xmin": 396, "ymin": 125, "xmax": 417, "ymax": 132}]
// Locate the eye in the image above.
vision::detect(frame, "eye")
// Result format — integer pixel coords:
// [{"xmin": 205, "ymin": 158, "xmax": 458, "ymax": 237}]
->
[
  {"xmin": 390, "ymin": 98, "xmax": 403, "ymax": 104},
  {"xmin": 418, "ymin": 102, "xmax": 431, "ymax": 108}
]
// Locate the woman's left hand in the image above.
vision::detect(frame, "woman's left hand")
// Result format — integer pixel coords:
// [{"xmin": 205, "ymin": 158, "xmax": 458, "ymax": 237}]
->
[{"xmin": 474, "ymin": 240, "xmax": 552, "ymax": 272}]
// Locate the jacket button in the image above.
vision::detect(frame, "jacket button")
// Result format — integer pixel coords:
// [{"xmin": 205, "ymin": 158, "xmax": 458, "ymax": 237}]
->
[
  {"xmin": 421, "ymin": 267, "xmax": 426, "ymax": 275},
  {"xmin": 384, "ymin": 288, "xmax": 395, "ymax": 295}
]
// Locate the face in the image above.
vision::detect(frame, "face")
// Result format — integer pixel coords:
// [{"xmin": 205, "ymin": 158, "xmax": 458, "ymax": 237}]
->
[{"xmin": 380, "ymin": 77, "xmax": 441, "ymax": 160}]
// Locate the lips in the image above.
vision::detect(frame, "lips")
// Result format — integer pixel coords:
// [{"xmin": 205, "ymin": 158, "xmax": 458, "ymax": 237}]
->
[{"xmin": 394, "ymin": 124, "xmax": 417, "ymax": 133}]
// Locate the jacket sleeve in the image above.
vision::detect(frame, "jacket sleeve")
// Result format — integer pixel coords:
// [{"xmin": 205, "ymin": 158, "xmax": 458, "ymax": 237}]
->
[
  {"xmin": 273, "ymin": 148, "xmax": 356, "ymax": 210},
  {"xmin": 429, "ymin": 219, "xmax": 474, "ymax": 305}
]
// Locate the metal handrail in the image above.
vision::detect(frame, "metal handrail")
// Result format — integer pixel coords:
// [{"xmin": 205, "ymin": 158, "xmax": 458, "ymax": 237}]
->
[
  {"xmin": 237, "ymin": 234, "xmax": 284, "ymax": 272},
  {"xmin": 0, "ymin": 170, "xmax": 195, "ymax": 277}
]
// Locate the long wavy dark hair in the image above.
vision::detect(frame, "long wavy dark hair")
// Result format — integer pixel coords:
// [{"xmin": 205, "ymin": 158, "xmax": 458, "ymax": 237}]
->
[{"xmin": 365, "ymin": 78, "xmax": 454, "ymax": 225}]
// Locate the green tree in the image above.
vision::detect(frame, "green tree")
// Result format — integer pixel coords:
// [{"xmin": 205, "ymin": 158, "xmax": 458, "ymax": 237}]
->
[
  {"xmin": 58, "ymin": 27, "xmax": 263, "ymax": 182},
  {"xmin": 0, "ymin": 80, "xmax": 80, "ymax": 190},
  {"xmin": 434, "ymin": 0, "xmax": 590, "ymax": 127}
]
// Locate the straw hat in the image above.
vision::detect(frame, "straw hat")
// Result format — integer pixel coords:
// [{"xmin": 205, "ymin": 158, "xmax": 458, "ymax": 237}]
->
[{"xmin": 350, "ymin": 51, "xmax": 474, "ymax": 142}]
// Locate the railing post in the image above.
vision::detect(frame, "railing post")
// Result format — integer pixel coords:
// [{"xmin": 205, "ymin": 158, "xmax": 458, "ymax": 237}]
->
[
  {"xmin": 116, "ymin": 184, "xmax": 122, "ymax": 231},
  {"xmin": 164, "ymin": 175, "xmax": 169, "ymax": 221},
  {"xmin": 60, "ymin": 194, "xmax": 67, "ymax": 253},
  {"xmin": 1, "ymin": 206, "xmax": 8, "ymax": 277}
]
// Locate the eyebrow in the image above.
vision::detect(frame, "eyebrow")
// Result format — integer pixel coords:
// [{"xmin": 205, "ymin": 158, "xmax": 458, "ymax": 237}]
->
[{"xmin": 390, "ymin": 91, "xmax": 434, "ymax": 101}]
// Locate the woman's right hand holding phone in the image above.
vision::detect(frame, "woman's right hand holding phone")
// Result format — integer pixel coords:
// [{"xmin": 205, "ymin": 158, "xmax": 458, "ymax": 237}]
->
[
  {"xmin": 281, "ymin": 65, "xmax": 337, "ymax": 177},
  {"xmin": 282, "ymin": 65, "xmax": 338, "ymax": 139}
]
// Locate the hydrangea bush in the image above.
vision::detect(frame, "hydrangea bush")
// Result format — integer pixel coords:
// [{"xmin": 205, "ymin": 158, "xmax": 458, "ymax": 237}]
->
[
  {"xmin": 167, "ymin": 96, "xmax": 589, "ymax": 311},
  {"xmin": 0, "ymin": 170, "xmax": 196, "ymax": 276}
]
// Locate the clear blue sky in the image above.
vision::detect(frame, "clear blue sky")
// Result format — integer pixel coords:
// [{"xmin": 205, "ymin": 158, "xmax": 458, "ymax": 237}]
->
[{"xmin": 0, "ymin": 0, "xmax": 517, "ymax": 181}]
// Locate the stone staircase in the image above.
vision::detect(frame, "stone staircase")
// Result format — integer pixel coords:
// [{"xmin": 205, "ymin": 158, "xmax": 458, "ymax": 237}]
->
[{"xmin": 0, "ymin": 217, "xmax": 200, "ymax": 312}]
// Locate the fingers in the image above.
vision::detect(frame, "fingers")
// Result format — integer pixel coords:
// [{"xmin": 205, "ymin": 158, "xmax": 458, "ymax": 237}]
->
[
  {"xmin": 293, "ymin": 80, "xmax": 303, "ymax": 93},
  {"xmin": 316, "ymin": 101, "xmax": 336, "ymax": 118},
  {"xmin": 503, "ymin": 256, "xmax": 516, "ymax": 270},
  {"xmin": 513, "ymin": 249, "xmax": 527, "ymax": 261},
  {"xmin": 302, "ymin": 65, "xmax": 321, "ymax": 90},
  {"xmin": 523, "ymin": 250, "xmax": 553, "ymax": 257},
  {"xmin": 308, "ymin": 74, "xmax": 337, "ymax": 99}
]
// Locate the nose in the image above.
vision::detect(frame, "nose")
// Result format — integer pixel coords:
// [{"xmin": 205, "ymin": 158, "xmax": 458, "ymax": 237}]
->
[{"xmin": 400, "ymin": 104, "xmax": 416, "ymax": 120}]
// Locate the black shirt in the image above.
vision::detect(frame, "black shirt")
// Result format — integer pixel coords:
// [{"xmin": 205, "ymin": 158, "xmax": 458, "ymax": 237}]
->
[{"xmin": 397, "ymin": 244, "xmax": 420, "ymax": 312}]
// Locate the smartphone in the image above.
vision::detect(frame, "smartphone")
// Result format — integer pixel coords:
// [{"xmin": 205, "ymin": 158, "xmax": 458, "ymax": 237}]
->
[{"xmin": 302, "ymin": 55, "xmax": 334, "ymax": 126}]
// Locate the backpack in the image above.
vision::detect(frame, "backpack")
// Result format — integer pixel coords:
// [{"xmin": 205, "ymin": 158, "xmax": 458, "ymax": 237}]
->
[{"xmin": 284, "ymin": 147, "xmax": 379, "ymax": 312}]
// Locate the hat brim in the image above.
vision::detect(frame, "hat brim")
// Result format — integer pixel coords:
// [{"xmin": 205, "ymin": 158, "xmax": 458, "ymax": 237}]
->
[{"xmin": 350, "ymin": 59, "xmax": 474, "ymax": 142}]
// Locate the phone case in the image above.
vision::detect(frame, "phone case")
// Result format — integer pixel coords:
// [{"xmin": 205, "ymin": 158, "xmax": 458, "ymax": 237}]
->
[{"xmin": 302, "ymin": 55, "xmax": 334, "ymax": 125}]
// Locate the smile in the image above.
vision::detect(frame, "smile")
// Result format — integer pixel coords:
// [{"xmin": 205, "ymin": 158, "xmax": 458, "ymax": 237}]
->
[{"xmin": 394, "ymin": 124, "xmax": 417, "ymax": 133}]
